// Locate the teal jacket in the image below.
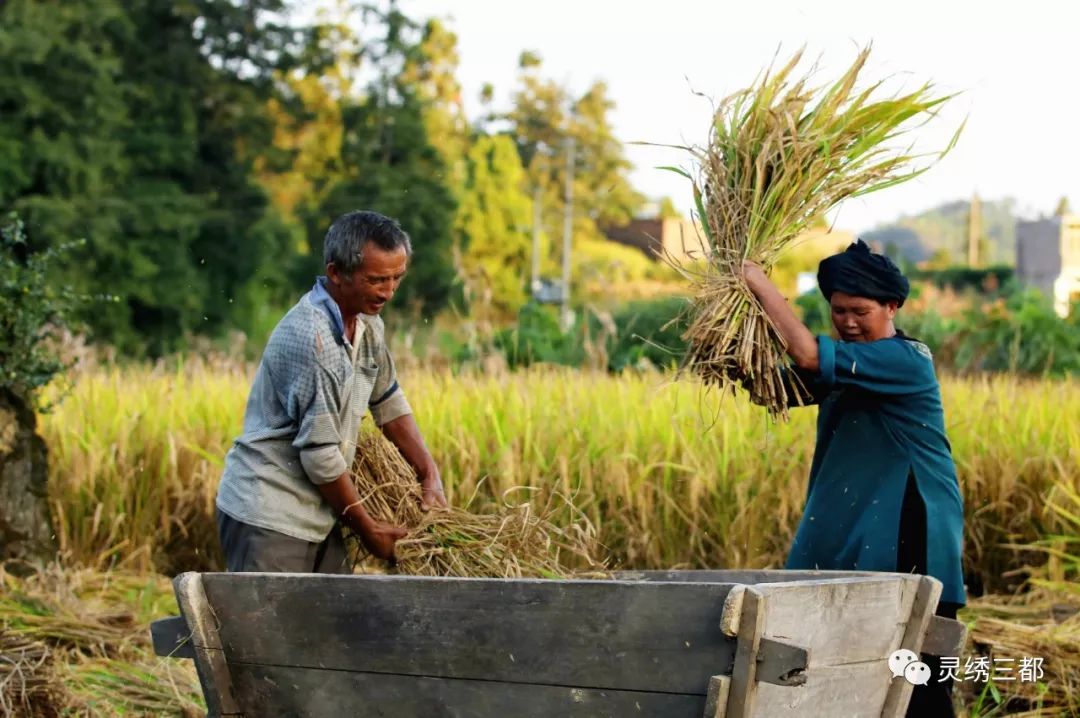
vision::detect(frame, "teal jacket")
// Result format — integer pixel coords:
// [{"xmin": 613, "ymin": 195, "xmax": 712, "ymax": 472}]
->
[{"xmin": 783, "ymin": 334, "xmax": 966, "ymax": 605}]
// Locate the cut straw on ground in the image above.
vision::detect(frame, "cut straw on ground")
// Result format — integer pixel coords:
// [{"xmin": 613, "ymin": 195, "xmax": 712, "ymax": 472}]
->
[
  {"xmin": 960, "ymin": 592, "xmax": 1079, "ymax": 716},
  {"xmin": 0, "ymin": 564, "xmax": 203, "ymax": 717}
]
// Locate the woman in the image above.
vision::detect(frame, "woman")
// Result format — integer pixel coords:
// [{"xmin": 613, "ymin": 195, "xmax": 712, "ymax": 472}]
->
[{"xmin": 743, "ymin": 240, "xmax": 965, "ymax": 717}]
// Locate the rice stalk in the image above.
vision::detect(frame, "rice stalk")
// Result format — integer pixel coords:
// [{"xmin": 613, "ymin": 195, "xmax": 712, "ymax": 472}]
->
[
  {"xmin": 956, "ymin": 483, "xmax": 1080, "ymax": 715},
  {"xmin": 346, "ymin": 425, "xmax": 603, "ymax": 578},
  {"xmin": 666, "ymin": 46, "xmax": 963, "ymax": 418},
  {"xmin": 0, "ymin": 630, "xmax": 57, "ymax": 717},
  {"xmin": 62, "ymin": 655, "xmax": 204, "ymax": 717}
]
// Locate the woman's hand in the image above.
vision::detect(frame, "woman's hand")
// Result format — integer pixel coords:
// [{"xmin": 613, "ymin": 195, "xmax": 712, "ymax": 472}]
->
[{"xmin": 742, "ymin": 260, "xmax": 768, "ymax": 290}]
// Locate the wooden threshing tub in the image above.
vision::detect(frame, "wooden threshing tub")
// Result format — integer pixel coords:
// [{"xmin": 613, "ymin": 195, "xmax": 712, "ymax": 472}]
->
[{"xmin": 151, "ymin": 569, "xmax": 966, "ymax": 717}]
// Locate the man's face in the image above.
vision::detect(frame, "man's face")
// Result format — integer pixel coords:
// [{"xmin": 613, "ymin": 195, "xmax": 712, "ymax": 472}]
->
[
  {"xmin": 829, "ymin": 291, "xmax": 897, "ymax": 342},
  {"xmin": 327, "ymin": 242, "xmax": 409, "ymax": 316}
]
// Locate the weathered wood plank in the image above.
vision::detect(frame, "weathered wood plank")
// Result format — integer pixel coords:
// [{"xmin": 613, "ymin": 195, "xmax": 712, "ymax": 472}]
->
[
  {"xmin": 229, "ymin": 663, "xmax": 707, "ymax": 717},
  {"xmin": 617, "ymin": 570, "xmax": 881, "ymax": 585},
  {"xmin": 724, "ymin": 587, "xmax": 765, "ymax": 718},
  {"xmin": 201, "ymin": 574, "xmax": 736, "ymax": 695},
  {"xmin": 174, "ymin": 573, "xmax": 241, "ymax": 716},
  {"xmin": 703, "ymin": 675, "xmax": 731, "ymax": 718},
  {"xmin": 150, "ymin": 615, "xmax": 194, "ymax": 659},
  {"xmin": 753, "ymin": 660, "xmax": 892, "ymax": 717},
  {"xmin": 720, "ymin": 586, "xmax": 745, "ymax": 637},
  {"xmin": 753, "ymin": 577, "xmax": 919, "ymax": 665},
  {"xmin": 880, "ymin": 576, "xmax": 942, "ymax": 717},
  {"xmin": 757, "ymin": 640, "xmax": 808, "ymax": 687},
  {"xmin": 151, "ymin": 622, "xmax": 806, "ymax": 687},
  {"xmin": 922, "ymin": 615, "xmax": 967, "ymax": 658}
]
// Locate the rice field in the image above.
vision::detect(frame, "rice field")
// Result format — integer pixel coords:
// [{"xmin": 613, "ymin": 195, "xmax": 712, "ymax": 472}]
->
[
  {"xmin": 20, "ymin": 361, "xmax": 1080, "ymax": 715},
  {"xmin": 37, "ymin": 361, "xmax": 1080, "ymax": 590}
]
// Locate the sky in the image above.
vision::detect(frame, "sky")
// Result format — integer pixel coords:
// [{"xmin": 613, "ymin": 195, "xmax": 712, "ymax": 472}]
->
[{"xmin": 399, "ymin": 0, "xmax": 1079, "ymax": 235}]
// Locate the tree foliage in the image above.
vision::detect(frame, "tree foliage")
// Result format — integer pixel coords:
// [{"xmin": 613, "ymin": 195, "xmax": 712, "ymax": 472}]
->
[
  {"xmin": 0, "ymin": 214, "xmax": 82, "ymax": 402},
  {"xmin": 0, "ymin": 0, "xmax": 299, "ymax": 354},
  {"xmin": 454, "ymin": 135, "xmax": 533, "ymax": 316},
  {"xmin": 0, "ymin": 0, "xmax": 655, "ymax": 353},
  {"xmin": 505, "ymin": 53, "xmax": 644, "ymax": 250}
]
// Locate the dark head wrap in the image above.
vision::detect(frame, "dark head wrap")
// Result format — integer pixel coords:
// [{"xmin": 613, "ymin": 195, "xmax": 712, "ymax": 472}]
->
[{"xmin": 817, "ymin": 239, "xmax": 910, "ymax": 307}]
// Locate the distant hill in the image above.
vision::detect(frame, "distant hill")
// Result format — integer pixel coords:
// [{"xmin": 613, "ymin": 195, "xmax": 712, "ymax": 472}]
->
[{"xmin": 861, "ymin": 198, "xmax": 1018, "ymax": 266}]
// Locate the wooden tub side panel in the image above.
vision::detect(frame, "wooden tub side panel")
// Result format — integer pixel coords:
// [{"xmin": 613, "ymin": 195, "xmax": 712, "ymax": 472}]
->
[
  {"xmin": 739, "ymin": 575, "xmax": 931, "ymax": 718},
  {"xmin": 174, "ymin": 573, "xmax": 241, "ymax": 717},
  {"xmin": 229, "ymin": 663, "xmax": 708, "ymax": 717},
  {"xmin": 199, "ymin": 573, "xmax": 738, "ymax": 696}
]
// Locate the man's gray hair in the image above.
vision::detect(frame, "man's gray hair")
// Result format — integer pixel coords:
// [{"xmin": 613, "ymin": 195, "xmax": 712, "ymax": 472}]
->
[{"xmin": 323, "ymin": 210, "xmax": 412, "ymax": 276}]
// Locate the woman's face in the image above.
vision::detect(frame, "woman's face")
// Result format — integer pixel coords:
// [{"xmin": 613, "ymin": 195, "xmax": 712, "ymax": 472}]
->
[{"xmin": 829, "ymin": 291, "xmax": 898, "ymax": 342}]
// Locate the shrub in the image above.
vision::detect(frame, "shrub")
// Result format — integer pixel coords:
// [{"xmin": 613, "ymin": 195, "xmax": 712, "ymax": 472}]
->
[{"xmin": 0, "ymin": 213, "xmax": 83, "ymax": 404}]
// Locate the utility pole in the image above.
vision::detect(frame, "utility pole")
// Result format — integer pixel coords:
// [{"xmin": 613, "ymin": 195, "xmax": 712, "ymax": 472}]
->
[
  {"xmin": 561, "ymin": 135, "xmax": 575, "ymax": 330},
  {"xmin": 531, "ymin": 181, "xmax": 541, "ymax": 299},
  {"xmin": 967, "ymin": 191, "xmax": 982, "ymax": 267}
]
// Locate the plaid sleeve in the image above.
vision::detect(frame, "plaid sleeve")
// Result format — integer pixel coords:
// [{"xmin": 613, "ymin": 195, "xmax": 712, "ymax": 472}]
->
[
  {"xmin": 291, "ymin": 363, "xmax": 349, "ymax": 484},
  {"xmin": 268, "ymin": 317, "xmax": 347, "ymax": 485}
]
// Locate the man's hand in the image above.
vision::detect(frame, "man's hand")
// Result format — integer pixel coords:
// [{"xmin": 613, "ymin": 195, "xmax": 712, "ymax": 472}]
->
[
  {"xmin": 351, "ymin": 511, "xmax": 407, "ymax": 561},
  {"xmin": 380, "ymin": 414, "xmax": 449, "ymax": 511},
  {"xmin": 420, "ymin": 473, "xmax": 448, "ymax": 510}
]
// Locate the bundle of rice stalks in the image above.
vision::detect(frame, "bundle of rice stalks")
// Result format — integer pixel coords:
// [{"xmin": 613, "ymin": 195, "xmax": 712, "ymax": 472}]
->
[
  {"xmin": 347, "ymin": 428, "xmax": 603, "ymax": 578},
  {"xmin": 664, "ymin": 46, "xmax": 962, "ymax": 417}
]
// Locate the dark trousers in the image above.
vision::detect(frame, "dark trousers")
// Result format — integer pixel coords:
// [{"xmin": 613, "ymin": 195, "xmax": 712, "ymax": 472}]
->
[
  {"xmin": 897, "ymin": 473, "xmax": 960, "ymax": 718},
  {"xmin": 216, "ymin": 509, "xmax": 350, "ymax": 574}
]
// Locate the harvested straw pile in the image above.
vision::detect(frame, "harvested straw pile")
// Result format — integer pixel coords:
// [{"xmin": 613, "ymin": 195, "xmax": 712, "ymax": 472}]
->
[
  {"xmin": 670, "ymin": 46, "xmax": 961, "ymax": 417},
  {"xmin": 0, "ymin": 630, "xmax": 56, "ymax": 716},
  {"xmin": 961, "ymin": 591, "xmax": 1080, "ymax": 716},
  {"xmin": 347, "ymin": 427, "xmax": 602, "ymax": 577},
  {"xmin": 0, "ymin": 564, "xmax": 203, "ymax": 717}
]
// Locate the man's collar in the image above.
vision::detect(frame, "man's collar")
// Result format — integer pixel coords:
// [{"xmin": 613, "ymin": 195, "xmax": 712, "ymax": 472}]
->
[
  {"xmin": 311, "ymin": 276, "xmax": 346, "ymax": 341},
  {"xmin": 311, "ymin": 277, "xmax": 369, "ymax": 344}
]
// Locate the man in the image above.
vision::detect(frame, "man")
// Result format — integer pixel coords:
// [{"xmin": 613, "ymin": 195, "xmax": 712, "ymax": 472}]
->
[
  {"xmin": 742, "ymin": 240, "xmax": 965, "ymax": 717},
  {"xmin": 216, "ymin": 210, "xmax": 447, "ymax": 574}
]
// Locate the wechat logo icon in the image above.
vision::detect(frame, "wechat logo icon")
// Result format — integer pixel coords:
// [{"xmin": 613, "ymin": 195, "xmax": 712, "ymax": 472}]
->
[{"xmin": 889, "ymin": 648, "xmax": 931, "ymax": 685}]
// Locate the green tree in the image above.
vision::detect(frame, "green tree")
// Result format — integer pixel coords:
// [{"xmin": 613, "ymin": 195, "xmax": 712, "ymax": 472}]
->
[
  {"xmin": 401, "ymin": 18, "xmax": 469, "ymax": 187},
  {"xmin": 296, "ymin": 1, "xmax": 458, "ymax": 316},
  {"xmin": 0, "ymin": 1, "xmax": 129, "ymax": 208},
  {"xmin": 0, "ymin": 0, "xmax": 302, "ymax": 354},
  {"xmin": 658, "ymin": 197, "xmax": 682, "ymax": 220},
  {"xmin": 504, "ymin": 52, "xmax": 644, "ymax": 261},
  {"xmin": 570, "ymin": 80, "xmax": 643, "ymax": 228},
  {"xmin": 0, "ymin": 213, "xmax": 82, "ymax": 401},
  {"xmin": 0, "ymin": 213, "xmax": 73, "ymax": 563},
  {"xmin": 454, "ymin": 135, "xmax": 533, "ymax": 317}
]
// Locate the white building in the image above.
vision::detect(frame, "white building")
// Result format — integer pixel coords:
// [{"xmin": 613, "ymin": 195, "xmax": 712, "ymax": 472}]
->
[{"xmin": 1016, "ymin": 214, "xmax": 1080, "ymax": 317}]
